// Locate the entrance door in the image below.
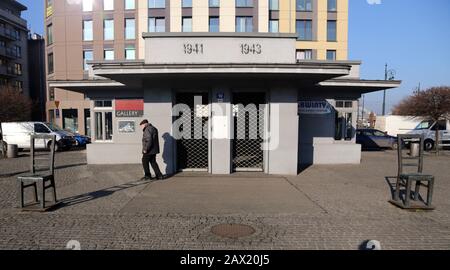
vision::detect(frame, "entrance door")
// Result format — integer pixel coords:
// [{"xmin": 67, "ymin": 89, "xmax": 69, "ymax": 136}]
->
[
  {"xmin": 175, "ymin": 92, "xmax": 209, "ymax": 171},
  {"xmin": 232, "ymin": 92, "xmax": 266, "ymax": 171}
]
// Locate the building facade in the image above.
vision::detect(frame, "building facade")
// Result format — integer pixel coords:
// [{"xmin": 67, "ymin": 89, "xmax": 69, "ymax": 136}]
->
[
  {"xmin": 28, "ymin": 33, "xmax": 47, "ymax": 121},
  {"xmin": 47, "ymin": 0, "xmax": 400, "ymax": 176},
  {"xmin": 45, "ymin": 0, "xmax": 348, "ymax": 135},
  {"xmin": 0, "ymin": 0, "xmax": 29, "ymax": 95}
]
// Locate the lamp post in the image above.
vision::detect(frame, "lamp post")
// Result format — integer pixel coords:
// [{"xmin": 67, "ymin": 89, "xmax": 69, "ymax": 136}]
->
[{"xmin": 382, "ymin": 64, "xmax": 396, "ymax": 116}]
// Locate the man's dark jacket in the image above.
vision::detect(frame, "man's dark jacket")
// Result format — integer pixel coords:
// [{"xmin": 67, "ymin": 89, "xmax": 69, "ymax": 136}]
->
[{"xmin": 142, "ymin": 124, "xmax": 160, "ymax": 155}]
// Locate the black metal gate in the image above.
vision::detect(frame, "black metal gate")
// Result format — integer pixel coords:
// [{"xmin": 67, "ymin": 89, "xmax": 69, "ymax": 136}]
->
[
  {"xmin": 232, "ymin": 92, "xmax": 265, "ymax": 171},
  {"xmin": 175, "ymin": 93, "xmax": 209, "ymax": 171}
]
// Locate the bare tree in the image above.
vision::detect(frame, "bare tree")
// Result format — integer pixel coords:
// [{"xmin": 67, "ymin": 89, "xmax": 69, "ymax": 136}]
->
[
  {"xmin": 393, "ymin": 86, "xmax": 450, "ymax": 154},
  {"xmin": 0, "ymin": 85, "xmax": 33, "ymax": 157}
]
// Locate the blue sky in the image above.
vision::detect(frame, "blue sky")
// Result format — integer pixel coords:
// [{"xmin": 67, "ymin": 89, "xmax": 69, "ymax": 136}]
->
[{"xmin": 18, "ymin": 0, "xmax": 450, "ymax": 114}]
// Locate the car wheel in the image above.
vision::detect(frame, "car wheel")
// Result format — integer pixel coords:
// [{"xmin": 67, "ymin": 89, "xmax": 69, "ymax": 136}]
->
[
  {"xmin": 424, "ymin": 140, "xmax": 434, "ymax": 151},
  {"xmin": 47, "ymin": 141, "xmax": 60, "ymax": 152},
  {"xmin": 391, "ymin": 142, "xmax": 399, "ymax": 150}
]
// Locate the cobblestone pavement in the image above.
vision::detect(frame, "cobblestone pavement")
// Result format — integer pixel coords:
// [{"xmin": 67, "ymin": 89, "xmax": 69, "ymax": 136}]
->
[{"xmin": 0, "ymin": 150, "xmax": 449, "ymax": 250}]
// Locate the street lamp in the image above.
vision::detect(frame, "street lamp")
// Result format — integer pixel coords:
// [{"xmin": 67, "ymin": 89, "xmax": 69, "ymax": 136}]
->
[{"xmin": 382, "ymin": 64, "xmax": 396, "ymax": 116}]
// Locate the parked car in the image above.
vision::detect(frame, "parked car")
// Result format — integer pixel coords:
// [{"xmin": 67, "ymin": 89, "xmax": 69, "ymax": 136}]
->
[
  {"xmin": 356, "ymin": 129, "xmax": 399, "ymax": 150},
  {"xmin": 407, "ymin": 119, "xmax": 450, "ymax": 151},
  {"xmin": 1, "ymin": 122, "xmax": 77, "ymax": 152},
  {"xmin": 72, "ymin": 133, "xmax": 91, "ymax": 147}
]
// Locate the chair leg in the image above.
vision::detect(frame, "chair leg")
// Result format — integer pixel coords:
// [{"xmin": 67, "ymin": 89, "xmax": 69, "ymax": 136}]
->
[
  {"xmin": 427, "ymin": 179, "xmax": 434, "ymax": 207},
  {"xmin": 39, "ymin": 179, "xmax": 45, "ymax": 209},
  {"xmin": 405, "ymin": 179, "xmax": 412, "ymax": 207},
  {"xmin": 33, "ymin": 183, "xmax": 38, "ymax": 203},
  {"xmin": 414, "ymin": 181, "xmax": 421, "ymax": 201},
  {"xmin": 51, "ymin": 178, "xmax": 57, "ymax": 203},
  {"xmin": 394, "ymin": 177, "xmax": 401, "ymax": 201},
  {"xmin": 18, "ymin": 181, "xmax": 24, "ymax": 208}
]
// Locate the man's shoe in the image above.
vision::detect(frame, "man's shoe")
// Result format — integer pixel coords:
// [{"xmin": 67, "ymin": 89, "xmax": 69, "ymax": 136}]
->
[
  {"xmin": 156, "ymin": 175, "xmax": 166, "ymax": 180},
  {"xmin": 140, "ymin": 176, "xmax": 153, "ymax": 181}
]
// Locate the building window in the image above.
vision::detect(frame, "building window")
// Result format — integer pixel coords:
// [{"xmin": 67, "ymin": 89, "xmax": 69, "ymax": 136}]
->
[
  {"xmin": 236, "ymin": 16, "xmax": 253, "ymax": 32},
  {"xmin": 47, "ymin": 24, "xmax": 53, "ymax": 45},
  {"xmin": 125, "ymin": 18, "xmax": 135, "ymax": 40},
  {"xmin": 269, "ymin": 20, "xmax": 279, "ymax": 33},
  {"xmin": 125, "ymin": 46, "xmax": 136, "ymax": 60},
  {"xmin": 14, "ymin": 63, "xmax": 22, "ymax": 75},
  {"xmin": 83, "ymin": 20, "xmax": 93, "ymax": 41},
  {"xmin": 236, "ymin": 0, "xmax": 253, "ymax": 7},
  {"xmin": 82, "ymin": 0, "xmax": 93, "ymax": 12},
  {"xmin": 47, "ymin": 53, "xmax": 54, "ymax": 74},
  {"xmin": 149, "ymin": 0, "xmax": 165, "ymax": 8},
  {"xmin": 296, "ymin": 20, "xmax": 312, "ymax": 40},
  {"xmin": 182, "ymin": 0, "xmax": 192, "ymax": 8},
  {"xmin": 209, "ymin": 0, "xmax": 220, "ymax": 7},
  {"xmin": 335, "ymin": 100, "xmax": 353, "ymax": 108},
  {"xmin": 326, "ymin": 50, "xmax": 336, "ymax": 60},
  {"xmin": 14, "ymin": 80, "xmax": 23, "ymax": 92},
  {"xmin": 104, "ymin": 0, "xmax": 114, "ymax": 10},
  {"xmin": 297, "ymin": 0, "xmax": 312, "ymax": 11},
  {"xmin": 15, "ymin": 45, "xmax": 21, "ymax": 58},
  {"xmin": 125, "ymin": 0, "xmax": 135, "ymax": 10},
  {"xmin": 327, "ymin": 20, "xmax": 337, "ymax": 41},
  {"xmin": 182, "ymin": 17, "xmax": 192, "ymax": 32},
  {"xmin": 83, "ymin": 50, "xmax": 93, "ymax": 70},
  {"xmin": 328, "ymin": 0, "xmax": 337, "ymax": 12},
  {"xmin": 104, "ymin": 49, "xmax": 114, "ymax": 60},
  {"xmin": 209, "ymin": 17, "xmax": 219, "ymax": 32},
  {"xmin": 149, "ymin": 17, "xmax": 165, "ymax": 32},
  {"xmin": 296, "ymin": 49, "xmax": 313, "ymax": 60},
  {"xmin": 94, "ymin": 101, "xmax": 113, "ymax": 142},
  {"xmin": 269, "ymin": 0, "xmax": 279, "ymax": 10},
  {"xmin": 104, "ymin": 19, "xmax": 114, "ymax": 40}
]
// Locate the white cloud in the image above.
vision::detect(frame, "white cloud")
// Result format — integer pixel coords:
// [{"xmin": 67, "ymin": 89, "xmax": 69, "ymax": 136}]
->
[{"xmin": 367, "ymin": 0, "xmax": 382, "ymax": 5}]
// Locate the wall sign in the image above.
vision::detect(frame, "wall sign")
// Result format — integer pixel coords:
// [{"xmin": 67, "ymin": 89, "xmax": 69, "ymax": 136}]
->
[
  {"xmin": 115, "ymin": 99, "xmax": 144, "ymax": 117},
  {"xmin": 298, "ymin": 101, "xmax": 332, "ymax": 115},
  {"xmin": 118, "ymin": 121, "xmax": 136, "ymax": 133}
]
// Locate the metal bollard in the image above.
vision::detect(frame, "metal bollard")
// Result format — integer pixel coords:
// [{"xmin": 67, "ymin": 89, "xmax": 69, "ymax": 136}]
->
[
  {"xmin": 7, "ymin": 144, "xmax": 18, "ymax": 158},
  {"xmin": 410, "ymin": 142, "xmax": 420, "ymax": 157}
]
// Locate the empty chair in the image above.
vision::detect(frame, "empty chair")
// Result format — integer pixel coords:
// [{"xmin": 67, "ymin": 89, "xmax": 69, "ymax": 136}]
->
[
  {"xmin": 17, "ymin": 134, "xmax": 57, "ymax": 211},
  {"xmin": 390, "ymin": 134, "xmax": 435, "ymax": 210}
]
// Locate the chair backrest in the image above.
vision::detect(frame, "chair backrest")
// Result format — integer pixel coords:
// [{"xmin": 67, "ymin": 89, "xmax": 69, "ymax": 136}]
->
[
  {"xmin": 30, "ymin": 134, "xmax": 56, "ymax": 175},
  {"xmin": 397, "ymin": 134, "xmax": 424, "ymax": 175}
]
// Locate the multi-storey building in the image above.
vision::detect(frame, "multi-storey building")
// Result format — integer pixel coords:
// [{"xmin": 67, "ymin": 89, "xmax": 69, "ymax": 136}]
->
[
  {"xmin": 0, "ymin": 0, "xmax": 29, "ymax": 95},
  {"xmin": 47, "ymin": 0, "xmax": 400, "ymax": 176},
  {"xmin": 45, "ymin": 0, "xmax": 347, "ymax": 135}
]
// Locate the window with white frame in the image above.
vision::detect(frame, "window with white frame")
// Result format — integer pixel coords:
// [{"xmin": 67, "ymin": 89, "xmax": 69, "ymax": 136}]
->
[
  {"xmin": 125, "ymin": 0, "xmax": 135, "ymax": 10},
  {"xmin": 83, "ymin": 20, "xmax": 93, "ymax": 41},
  {"xmin": 104, "ymin": 0, "xmax": 114, "ymax": 10},
  {"xmin": 125, "ymin": 46, "xmax": 136, "ymax": 60},
  {"xmin": 149, "ymin": 17, "xmax": 165, "ymax": 32},
  {"xmin": 125, "ymin": 18, "xmax": 135, "ymax": 39},
  {"xmin": 82, "ymin": 0, "xmax": 93, "ymax": 12},
  {"xmin": 104, "ymin": 49, "xmax": 114, "ymax": 60},
  {"xmin": 104, "ymin": 19, "xmax": 114, "ymax": 40},
  {"xmin": 93, "ymin": 100, "xmax": 113, "ymax": 142},
  {"xmin": 296, "ymin": 49, "xmax": 313, "ymax": 60}
]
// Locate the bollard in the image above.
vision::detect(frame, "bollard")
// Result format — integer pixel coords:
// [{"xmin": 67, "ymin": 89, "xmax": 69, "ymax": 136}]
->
[
  {"xmin": 410, "ymin": 142, "xmax": 420, "ymax": 157},
  {"xmin": 7, "ymin": 144, "xmax": 18, "ymax": 158}
]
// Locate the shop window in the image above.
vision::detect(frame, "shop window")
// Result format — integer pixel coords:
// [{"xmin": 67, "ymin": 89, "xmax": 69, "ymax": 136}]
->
[
  {"xmin": 94, "ymin": 100, "xmax": 112, "ymax": 107},
  {"xmin": 95, "ymin": 111, "xmax": 113, "ymax": 141},
  {"xmin": 62, "ymin": 109, "xmax": 79, "ymax": 133}
]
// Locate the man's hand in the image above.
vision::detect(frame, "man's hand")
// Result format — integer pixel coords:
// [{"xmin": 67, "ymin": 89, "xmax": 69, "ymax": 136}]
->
[{"xmin": 143, "ymin": 150, "xmax": 147, "ymax": 154}]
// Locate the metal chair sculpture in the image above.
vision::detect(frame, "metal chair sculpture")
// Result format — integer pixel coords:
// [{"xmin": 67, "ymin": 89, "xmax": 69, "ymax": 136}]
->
[
  {"xmin": 17, "ymin": 134, "xmax": 58, "ymax": 211},
  {"xmin": 389, "ymin": 134, "xmax": 435, "ymax": 210}
]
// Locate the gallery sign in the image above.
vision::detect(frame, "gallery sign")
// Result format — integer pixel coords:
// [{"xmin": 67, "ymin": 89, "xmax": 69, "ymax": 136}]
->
[
  {"xmin": 298, "ymin": 101, "xmax": 332, "ymax": 115},
  {"xmin": 115, "ymin": 99, "xmax": 144, "ymax": 117}
]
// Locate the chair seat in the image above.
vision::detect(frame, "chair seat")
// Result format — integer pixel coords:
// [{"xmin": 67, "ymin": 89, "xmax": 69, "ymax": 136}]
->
[
  {"xmin": 399, "ymin": 173, "xmax": 434, "ymax": 181},
  {"xmin": 18, "ymin": 172, "xmax": 53, "ymax": 181}
]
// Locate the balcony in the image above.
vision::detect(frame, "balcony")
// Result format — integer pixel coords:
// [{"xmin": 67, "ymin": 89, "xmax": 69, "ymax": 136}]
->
[
  {"xmin": 0, "ymin": 27, "xmax": 18, "ymax": 41},
  {"xmin": 0, "ymin": 46, "xmax": 19, "ymax": 59},
  {"xmin": 0, "ymin": 64, "xmax": 17, "ymax": 77}
]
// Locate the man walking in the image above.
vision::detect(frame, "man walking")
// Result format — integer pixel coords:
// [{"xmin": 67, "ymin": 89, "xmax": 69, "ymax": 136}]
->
[{"xmin": 140, "ymin": 119, "xmax": 164, "ymax": 180}]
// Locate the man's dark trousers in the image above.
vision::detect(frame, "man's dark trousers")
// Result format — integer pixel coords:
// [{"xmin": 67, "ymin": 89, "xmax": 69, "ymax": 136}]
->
[{"xmin": 142, "ymin": 154, "xmax": 163, "ymax": 178}]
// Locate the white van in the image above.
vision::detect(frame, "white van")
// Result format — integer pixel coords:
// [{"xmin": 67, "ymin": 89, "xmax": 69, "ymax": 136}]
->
[
  {"xmin": 1, "ymin": 122, "xmax": 76, "ymax": 152},
  {"xmin": 408, "ymin": 119, "xmax": 450, "ymax": 150}
]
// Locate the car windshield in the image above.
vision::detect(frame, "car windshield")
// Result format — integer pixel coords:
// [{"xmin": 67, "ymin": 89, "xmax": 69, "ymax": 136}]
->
[
  {"xmin": 414, "ymin": 120, "xmax": 434, "ymax": 130},
  {"xmin": 46, "ymin": 123, "xmax": 64, "ymax": 132}
]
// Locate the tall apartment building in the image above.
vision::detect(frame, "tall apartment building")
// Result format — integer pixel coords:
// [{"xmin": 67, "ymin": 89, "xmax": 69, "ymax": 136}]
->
[
  {"xmin": 0, "ymin": 0, "xmax": 29, "ymax": 96},
  {"xmin": 45, "ymin": 0, "xmax": 347, "ymax": 136}
]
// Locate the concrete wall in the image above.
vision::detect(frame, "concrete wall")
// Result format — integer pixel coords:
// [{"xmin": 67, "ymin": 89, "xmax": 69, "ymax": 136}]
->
[{"xmin": 267, "ymin": 87, "xmax": 299, "ymax": 175}]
